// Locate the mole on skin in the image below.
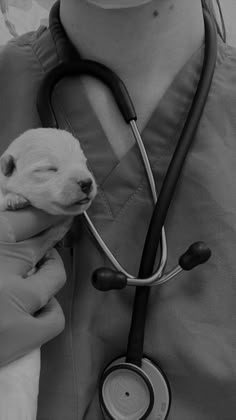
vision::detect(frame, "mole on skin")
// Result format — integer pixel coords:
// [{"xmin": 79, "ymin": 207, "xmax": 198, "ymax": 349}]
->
[{"xmin": 153, "ymin": 2, "xmax": 174, "ymax": 19}]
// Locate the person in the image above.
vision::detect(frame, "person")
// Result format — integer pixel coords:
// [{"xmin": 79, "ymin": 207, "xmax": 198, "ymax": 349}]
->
[{"xmin": 0, "ymin": 0, "xmax": 235, "ymax": 419}]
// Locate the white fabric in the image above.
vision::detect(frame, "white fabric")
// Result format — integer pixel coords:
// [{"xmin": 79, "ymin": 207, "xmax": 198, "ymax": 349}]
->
[
  {"xmin": 0, "ymin": 350, "xmax": 40, "ymax": 420},
  {"xmin": 0, "ymin": 1, "xmax": 48, "ymax": 44}
]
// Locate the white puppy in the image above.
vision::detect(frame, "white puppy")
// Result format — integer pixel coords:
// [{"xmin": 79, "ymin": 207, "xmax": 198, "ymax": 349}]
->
[
  {"xmin": 0, "ymin": 128, "xmax": 97, "ymax": 215},
  {"xmin": 0, "ymin": 128, "xmax": 97, "ymax": 420}
]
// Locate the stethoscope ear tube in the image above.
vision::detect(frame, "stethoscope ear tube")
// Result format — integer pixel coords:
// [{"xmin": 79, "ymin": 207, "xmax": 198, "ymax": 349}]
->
[
  {"xmin": 92, "ymin": 241, "xmax": 212, "ymax": 290},
  {"xmin": 125, "ymin": 6, "xmax": 217, "ymax": 368},
  {"xmin": 37, "ymin": 60, "xmax": 137, "ymax": 128}
]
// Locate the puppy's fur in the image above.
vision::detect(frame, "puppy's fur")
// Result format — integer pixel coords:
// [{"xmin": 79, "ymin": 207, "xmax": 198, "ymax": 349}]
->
[{"xmin": 0, "ymin": 128, "xmax": 97, "ymax": 215}]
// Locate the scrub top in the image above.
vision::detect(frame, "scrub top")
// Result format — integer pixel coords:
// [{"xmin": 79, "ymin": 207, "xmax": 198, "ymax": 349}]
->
[{"xmin": 0, "ymin": 12, "xmax": 236, "ymax": 420}]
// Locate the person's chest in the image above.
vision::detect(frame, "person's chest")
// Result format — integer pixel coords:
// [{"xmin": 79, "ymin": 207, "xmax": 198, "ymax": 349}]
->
[{"xmin": 79, "ymin": 71, "xmax": 175, "ymax": 161}]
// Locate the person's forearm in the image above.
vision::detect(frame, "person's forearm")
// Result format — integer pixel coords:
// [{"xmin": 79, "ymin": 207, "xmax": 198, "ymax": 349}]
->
[
  {"xmin": 0, "ymin": 209, "xmax": 64, "ymax": 242},
  {"xmin": 0, "ymin": 349, "xmax": 40, "ymax": 420},
  {"xmin": 0, "ymin": 209, "xmax": 63, "ymax": 420}
]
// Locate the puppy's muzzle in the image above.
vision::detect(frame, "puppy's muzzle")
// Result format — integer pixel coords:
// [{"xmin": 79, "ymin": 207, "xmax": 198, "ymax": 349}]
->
[{"xmin": 78, "ymin": 178, "xmax": 93, "ymax": 195}]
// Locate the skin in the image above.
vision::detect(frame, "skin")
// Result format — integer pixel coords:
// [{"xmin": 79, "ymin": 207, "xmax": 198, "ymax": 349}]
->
[{"xmin": 60, "ymin": 0, "xmax": 205, "ymax": 158}]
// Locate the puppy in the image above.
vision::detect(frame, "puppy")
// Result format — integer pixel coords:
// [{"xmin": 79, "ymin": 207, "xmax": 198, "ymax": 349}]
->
[
  {"xmin": 0, "ymin": 128, "xmax": 97, "ymax": 215},
  {"xmin": 0, "ymin": 128, "xmax": 97, "ymax": 419}
]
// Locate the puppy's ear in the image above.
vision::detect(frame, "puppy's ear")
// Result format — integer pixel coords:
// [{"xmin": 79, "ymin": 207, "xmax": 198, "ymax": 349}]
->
[{"xmin": 0, "ymin": 154, "xmax": 16, "ymax": 176}]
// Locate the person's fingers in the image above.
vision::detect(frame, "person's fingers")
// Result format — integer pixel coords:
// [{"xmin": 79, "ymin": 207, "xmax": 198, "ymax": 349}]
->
[
  {"xmin": 0, "ymin": 207, "xmax": 64, "ymax": 242},
  {"xmin": 0, "ymin": 213, "xmax": 16, "ymax": 242},
  {"xmin": 0, "ymin": 217, "xmax": 72, "ymax": 275},
  {"xmin": 21, "ymin": 249, "xmax": 66, "ymax": 313},
  {"xmin": 23, "ymin": 298, "xmax": 65, "ymax": 353},
  {"xmin": 0, "ymin": 298, "xmax": 65, "ymax": 368},
  {"xmin": 0, "ymin": 249, "xmax": 66, "ymax": 316},
  {"xmin": 34, "ymin": 297, "xmax": 66, "ymax": 339}
]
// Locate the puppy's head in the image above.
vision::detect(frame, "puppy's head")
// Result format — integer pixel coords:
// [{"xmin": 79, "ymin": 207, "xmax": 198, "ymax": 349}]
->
[{"xmin": 0, "ymin": 128, "xmax": 97, "ymax": 215}]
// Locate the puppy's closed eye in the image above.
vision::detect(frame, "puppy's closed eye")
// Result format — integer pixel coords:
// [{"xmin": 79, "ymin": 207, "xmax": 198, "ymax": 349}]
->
[{"xmin": 33, "ymin": 166, "xmax": 58, "ymax": 173}]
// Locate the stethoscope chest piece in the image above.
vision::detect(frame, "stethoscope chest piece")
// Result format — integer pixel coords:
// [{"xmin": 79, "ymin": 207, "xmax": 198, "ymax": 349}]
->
[{"xmin": 100, "ymin": 357, "xmax": 170, "ymax": 419}]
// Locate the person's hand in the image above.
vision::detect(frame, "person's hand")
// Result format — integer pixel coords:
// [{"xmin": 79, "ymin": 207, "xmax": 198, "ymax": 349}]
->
[
  {"xmin": 0, "ymin": 208, "xmax": 69, "ymax": 366},
  {"xmin": 0, "ymin": 208, "xmax": 71, "ymax": 419}
]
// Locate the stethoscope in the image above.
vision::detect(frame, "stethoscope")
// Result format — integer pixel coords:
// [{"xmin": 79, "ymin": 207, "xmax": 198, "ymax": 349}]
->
[{"xmin": 37, "ymin": 1, "xmax": 218, "ymax": 418}]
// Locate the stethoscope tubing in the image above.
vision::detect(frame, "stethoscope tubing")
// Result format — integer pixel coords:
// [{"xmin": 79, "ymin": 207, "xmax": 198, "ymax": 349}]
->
[
  {"xmin": 37, "ymin": 58, "xmax": 169, "ymax": 283},
  {"xmin": 125, "ymin": 5, "xmax": 217, "ymax": 367}
]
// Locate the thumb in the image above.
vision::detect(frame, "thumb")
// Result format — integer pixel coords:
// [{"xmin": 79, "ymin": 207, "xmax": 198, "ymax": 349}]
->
[
  {"xmin": 0, "ymin": 218, "xmax": 73, "ymax": 276},
  {"xmin": 34, "ymin": 297, "xmax": 66, "ymax": 340},
  {"xmin": 0, "ymin": 208, "xmax": 64, "ymax": 242}
]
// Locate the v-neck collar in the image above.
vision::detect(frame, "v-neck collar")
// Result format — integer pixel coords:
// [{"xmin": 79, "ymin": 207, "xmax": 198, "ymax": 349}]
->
[
  {"xmin": 34, "ymin": 12, "xmax": 228, "ymax": 218},
  {"xmin": 38, "ymin": 4, "xmax": 228, "ymax": 178},
  {"xmin": 41, "ymin": 1, "xmax": 227, "ymax": 175},
  {"xmin": 56, "ymin": 35, "xmax": 226, "ymax": 182},
  {"xmin": 141, "ymin": 35, "xmax": 227, "ymax": 167}
]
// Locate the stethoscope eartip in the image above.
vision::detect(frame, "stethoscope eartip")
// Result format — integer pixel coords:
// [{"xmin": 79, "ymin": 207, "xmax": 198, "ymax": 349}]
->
[
  {"xmin": 179, "ymin": 241, "xmax": 212, "ymax": 271},
  {"xmin": 92, "ymin": 267, "xmax": 127, "ymax": 291}
]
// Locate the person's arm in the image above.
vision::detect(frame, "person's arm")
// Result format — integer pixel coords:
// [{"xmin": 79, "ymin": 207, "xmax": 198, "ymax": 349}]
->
[{"xmin": 0, "ymin": 208, "xmax": 68, "ymax": 419}]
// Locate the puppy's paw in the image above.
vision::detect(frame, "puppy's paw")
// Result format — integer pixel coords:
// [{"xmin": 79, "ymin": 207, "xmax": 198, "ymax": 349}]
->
[{"xmin": 4, "ymin": 193, "xmax": 30, "ymax": 210}]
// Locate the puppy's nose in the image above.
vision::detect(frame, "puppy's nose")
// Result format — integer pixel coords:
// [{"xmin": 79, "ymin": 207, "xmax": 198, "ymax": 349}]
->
[{"xmin": 78, "ymin": 178, "xmax": 93, "ymax": 195}]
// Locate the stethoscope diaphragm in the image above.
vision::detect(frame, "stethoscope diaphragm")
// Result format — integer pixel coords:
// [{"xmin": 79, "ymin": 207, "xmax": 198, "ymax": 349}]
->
[{"xmin": 99, "ymin": 356, "xmax": 170, "ymax": 419}]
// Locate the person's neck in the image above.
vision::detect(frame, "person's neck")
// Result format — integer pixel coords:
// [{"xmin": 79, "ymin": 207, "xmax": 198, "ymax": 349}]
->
[{"xmin": 60, "ymin": 0, "xmax": 204, "ymax": 87}]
